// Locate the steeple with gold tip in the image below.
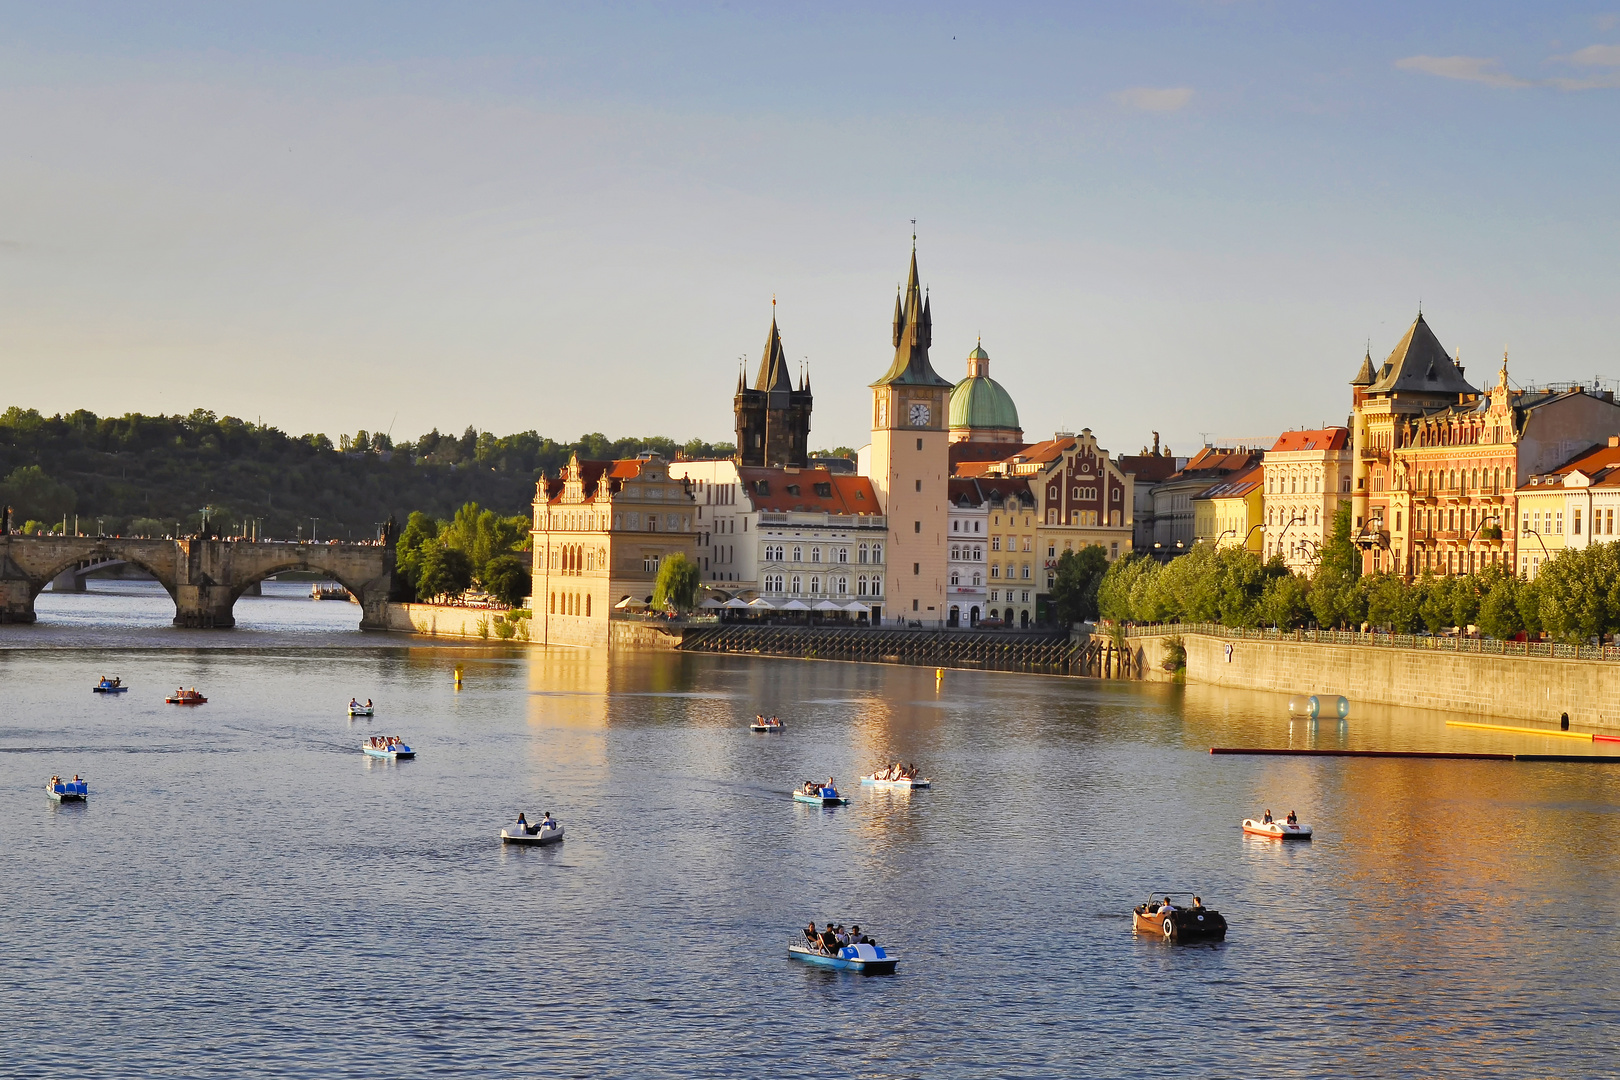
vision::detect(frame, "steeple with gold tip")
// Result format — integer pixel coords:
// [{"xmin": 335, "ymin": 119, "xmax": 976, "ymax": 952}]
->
[{"xmin": 733, "ymin": 295, "xmax": 813, "ymax": 467}]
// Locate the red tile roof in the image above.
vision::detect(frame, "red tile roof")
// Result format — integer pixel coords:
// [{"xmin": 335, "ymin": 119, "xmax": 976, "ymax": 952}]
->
[
  {"xmin": 1196, "ymin": 464, "xmax": 1264, "ymax": 501},
  {"xmin": 1269, "ymin": 428, "xmax": 1349, "ymax": 452},
  {"xmin": 1116, "ymin": 454, "xmax": 1181, "ymax": 482},
  {"xmin": 1519, "ymin": 441, "xmax": 1620, "ymax": 489},
  {"xmin": 737, "ymin": 466, "xmax": 882, "ymax": 514}
]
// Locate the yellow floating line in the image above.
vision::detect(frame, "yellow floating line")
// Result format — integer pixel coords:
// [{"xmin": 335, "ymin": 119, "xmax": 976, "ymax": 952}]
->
[{"xmin": 1446, "ymin": 720, "xmax": 1593, "ymax": 741}]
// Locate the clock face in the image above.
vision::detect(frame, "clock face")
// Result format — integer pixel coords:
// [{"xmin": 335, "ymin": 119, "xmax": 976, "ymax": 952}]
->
[{"xmin": 909, "ymin": 402, "xmax": 931, "ymax": 427}]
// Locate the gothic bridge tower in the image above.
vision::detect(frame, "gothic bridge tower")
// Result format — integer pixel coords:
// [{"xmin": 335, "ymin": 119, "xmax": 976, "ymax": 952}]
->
[{"xmin": 733, "ymin": 304, "xmax": 813, "ymax": 467}]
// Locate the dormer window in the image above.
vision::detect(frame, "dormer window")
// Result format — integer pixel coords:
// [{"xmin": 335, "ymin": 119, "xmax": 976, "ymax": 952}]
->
[
  {"xmin": 814, "ymin": 483, "xmax": 832, "ymax": 497},
  {"xmin": 786, "ymin": 484, "xmax": 801, "ymax": 496},
  {"xmin": 754, "ymin": 480, "xmax": 770, "ymax": 495}
]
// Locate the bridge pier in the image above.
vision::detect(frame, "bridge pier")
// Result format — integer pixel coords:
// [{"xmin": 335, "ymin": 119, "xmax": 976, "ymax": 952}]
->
[
  {"xmin": 50, "ymin": 567, "xmax": 88, "ymax": 592},
  {"xmin": 174, "ymin": 583, "xmax": 238, "ymax": 629},
  {"xmin": 1, "ymin": 576, "xmax": 37, "ymax": 622}
]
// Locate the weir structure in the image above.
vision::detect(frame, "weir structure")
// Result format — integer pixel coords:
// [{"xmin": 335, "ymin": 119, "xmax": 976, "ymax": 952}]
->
[{"xmin": 0, "ymin": 533, "xmax": 395, "ymax": 629}]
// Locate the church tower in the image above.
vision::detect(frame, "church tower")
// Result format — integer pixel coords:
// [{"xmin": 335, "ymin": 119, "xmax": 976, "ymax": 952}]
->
[
  {"xmin": 734, "ymin": 304, "xmax": 813, "ymax": 467},
  {"xmin": 869, "ymin": 242, "xmax": 952, "ymax": 626}
]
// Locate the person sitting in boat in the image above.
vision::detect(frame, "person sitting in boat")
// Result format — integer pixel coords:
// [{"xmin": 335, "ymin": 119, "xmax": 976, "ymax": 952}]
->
[
  {"xmin": 825, "ymin": 776, "xmax": 837, "ymax": 793},
  {"xmin": 850, "ymin": 924, "xmax": 867, "ymax": 945},
  {"xmin": 539, "ymin": 812, "xmax": 555, "ymax": 831},
  {"xmin": 819, "ymin": 927, "xmax": 840, "ymax": 952},
  {"xmin": 1160, "ymin": 897, "xmax": 1176, "ymax": 914},
  {"xmin": 1286, "ymin": 810, "xmax": 1298, "ymax": 825},
  {"xmin": 804, "ymin": 921, "xmax": 819, "ymax": 945},
  {"xmin": 365, "ymin": 699, "xmax": 372, "ymax": 708},
  {"xmin": 1262, "ymin": 809, "xmax": 1274, "ymax": 824},
  {"xmin": 515, "ymin": 812, "xmax": 531, "ymax": 833},
  {"xmin": 1191, "ymin": 896, "xmax": 1203, "ymax": 910}
]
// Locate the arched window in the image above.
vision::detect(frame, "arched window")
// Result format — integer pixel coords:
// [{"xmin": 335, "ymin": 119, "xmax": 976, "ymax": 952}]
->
[
  {"xmin": 950, "ymin": 571, "xmax": 960, "ymax": 585},
  {"xmin": 792, "ymin": 545, "xmax": 802, "ymax": 563},
  {"xmin": 858, "ymin": 543, "xmax": 868, "ymax": 563},
  {"xmin": 835, "ymin": 577, "xmax": 847, "ymax": 596},
  {"xmin": 871, "ymin": 576, "xmax": 882, "ymax": 596},
  {"xmin": 585, "ymin": 594, "xmax": 591, "ymax": 617},
  {"xmin": 972, "ymin": 571, "xmax": 982, "ymax": 586},
  {"xmin": 809, "ymin": 576, "xmax": 820, "ymax": 595},
  {"xmin": 857, "ymin": 575, "xmax": 868, "ymax": 596},
  {"xmin": 872, "ymin": 544, "xmax": 883, "ymax": 564},
  {"xmin": 810, "ymin": 547, "xmax": 821, "ymax": 563},
  {"xmin": 790, "ymin": 574, "xmax": 802, "ymax": 595}
]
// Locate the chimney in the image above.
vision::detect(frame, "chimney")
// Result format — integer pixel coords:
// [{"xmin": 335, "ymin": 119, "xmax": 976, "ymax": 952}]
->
[{"xmin": 1610, "ymin": 436, "xmax": 1619, "ymax": 448}]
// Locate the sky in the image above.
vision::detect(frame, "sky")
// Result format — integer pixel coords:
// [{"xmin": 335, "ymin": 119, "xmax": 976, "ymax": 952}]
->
[{"xmin": 1, "ymin": 1, "xmax": 1617, "ymax": 459}]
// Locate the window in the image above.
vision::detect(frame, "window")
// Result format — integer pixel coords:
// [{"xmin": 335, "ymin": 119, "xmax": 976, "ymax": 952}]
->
[
  {"xmin": 809, "ymin": 576, "xmax": 820, "ymax": 595},
  {"xmin": 950, "ymin": 571, "xmax": 960, "ymax": 585},
  {"xmin": 915, "ymin": 479, "xmax": 922, "ymax": 492},
  {"xmin": 1048, "ymin": 509, "xmax": 1058, "ymax": 524},
  {"xmin": 872, "ymin": 545, "xmax": 883, "ymax": 563},
  {"xmin": 1022, "ymin": 591, "xmax": 1030, "ymax": 603},
  {"xmin": 952, "ymin": 520, "xmax": 959, "ymax": 532},
  {"xmin": 991, "ymin": 536, "xmax": 1001, "ymax": 551},
  {"xmin": 858, "ymin": 543, "xmax": 868, "ymax": 563},
  {"xmin": 1556, "ymin": 512, "xmax": 1564, "ymax": 533},
  {"xmin": 916, "ymin": 438, "xmax": 923, "ymax": 450},
  {"xmin": 835, "ymin": 577, "xmax": 847, "ymax": 596},
  {"xmin": 914, "ymin": 521, "xmax": 921, "ymax": 533},
  {"xmin": 1023, "ymin": 538, "xmax": 1032, "ymax": 552},
  {"xmin": 913, "ymin": 562, "xmax": 920, "ymax": 575},
  {"xmin": 792, "ymin": 545, "xmax": 802, "ymax": 562},
  {"xmin": 972, "ymin": 571, "xmax": 981, "ymax": 586},
  {"xmin": 991, "ymin": 564, "xmax": 1000, "ymax": 578},
  {"xmin": 872, "ymin": 576, "xmax": 882, "ymax": 595},
  {"xmin": 1048, "ymin": 544, "xmax": 1056, "ymax": 557},
  {"xmin": 810, "ymin": 546, "xmax": 821, "ymax": 563},
  {"xmin": 790, "ymin": 574, "xmax": 802, "ymax": 595},
  {"xmin": 951, "ymin": 546, "xmax": 960, "ymax": 560},
  {"xmin": 1047, "ymin": 572, "xmax": 1056, "ymax": 588},
  {"xmin": 837, "ymin": 547, "xmax": 848, "ymax": 563},
  {"xmin": 1021, "ymin": 564, "xmax": 1031, "ymax": 579},
  {"xmin": 989, "ymin": 590, "xmax": 999, "ymax": 602},
  {"xmin": 857, "ymin": 576, "xmax": 868, "ymax": 596}
]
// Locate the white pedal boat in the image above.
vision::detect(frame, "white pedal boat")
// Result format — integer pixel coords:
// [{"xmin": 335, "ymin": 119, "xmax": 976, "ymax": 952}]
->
[
  {"xmin": 860, "ymin": 774, "xmax": 931, "ymax": 790},
  {"xmin": 750, "ymin": 721, "xmax": 784, "ymax": 733},
  {"xmin": 1243, "ymin": 818, "xmax": 1312, "ymax": 840},
  {"xmin": 347, "ymin": 703, "xmax": 374, "ymax": 716},
  {"xmin": 362, "ymin": 739, "xmax": 414, "ymax": 760},
  {"xmin": 48, "ymin": 779, "xmax": 89, "ymax": 802},
  {"xmin": 501, "ymin": 821, "xmax": 564, "ymax": 845}
]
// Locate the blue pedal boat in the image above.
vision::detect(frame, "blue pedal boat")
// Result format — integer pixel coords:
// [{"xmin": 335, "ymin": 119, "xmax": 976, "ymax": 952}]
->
[
  {"xmin": 48, "ymin": 778, "xmax": 89, "ymax": 802},
  {"xmin": 92, "ymin": 677, "xmax": 128, "ymax": 694},
  {"xmin": 362, "ymin": 738, "xmax": 414, "ymax": 760},
  {"xmin": 793, "ymin": 785, "xmax": 849, "ymax": 806},
  {"xmin": 788, "ymin": 941, "xmax": 898, "ymax": 974}
]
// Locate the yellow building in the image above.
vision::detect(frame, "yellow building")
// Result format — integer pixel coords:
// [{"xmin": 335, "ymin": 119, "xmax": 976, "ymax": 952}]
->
[
  {"xmin": 530, "ymin": 452, "xmax": 699, "ymax": 646},
  {"xmin": 1193, "ymin": 464, "xmax": 1265, "ymax": 554}
]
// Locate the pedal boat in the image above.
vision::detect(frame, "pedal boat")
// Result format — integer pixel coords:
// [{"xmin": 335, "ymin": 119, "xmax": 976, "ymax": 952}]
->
[
  {"xmin": 347, "ymin": 703, "xmax": 374, "ymax": 717},
  {"xmin": 1243, "ymin": 817, "xmax": 1312, "ymax": 840},
  {"xmin": 165, "ymin": 690, "xmax": 207, "ymax": 705},
  {"xmin": 794, "ymin": 785, "xmax": 849, "ymax": 806},
  {"xmin": 363, "ymin": 739, "xmax": 414, "ymax": 760},
  {"xmin": 500, "ymin": 821, "xmax": 564, "ymax": 845},
  {"xmin": 750, "ymin": 721, "xmax": 784, "ymax": 733},
  {"xmin": 788, "ymin": 940, "xmax": 898, "ymax": 974},
  {"xmin": 48, "ymin": 779, "xmax": 89, "ymax": 802},
  {"xmin": 92, "ymin": 678, "xmax": 128, "ymax": 694},
  {"xmin": 1131, "ymin": 894, "xmax": 1227, "ymax": 943},
  {"xmin": 860, "ymin": 774, "xmax": 931, "ymax": 790}
]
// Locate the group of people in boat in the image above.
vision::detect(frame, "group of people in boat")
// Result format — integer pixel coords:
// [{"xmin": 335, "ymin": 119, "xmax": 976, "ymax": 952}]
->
[
  {"xmin": 98, "ymin": 676, "xmax": 122, "ymax": 688},
  {"xmin": 367, "ymin": 736, "xmax": 405, "ymax": 751},
  {"xmin": 754, "ymin": 715, "xmax": 782, "ymax": 728},
  {"xmin": 873, "ymin": 763, "xmax": 920, "ymax": 782},
  {"xmin": 49, "ymin": 774, "xmax": 84, "ymax": 786},
  {"xmin": 1144, "ymin": 895, "xmax": 1205, "ymax": 915},
  {"xmin": 512, "ymin": 811, "xmax": 557, "ymax": 835},
  {"xmin": 802, "ymin": 921, "xmax": 873, "ymax": 954},
  {"xmin": 1260, "ymin": 809, "xmax": 1300, "ymax": 825},
  {"xmin": 800, "ymin": 777, "xmax": 839, "ymax": 796},
  {"xmin": 171, "ymin": 686, "xmax": 202, "ymax": 699},
  {"xmin": 349, "ymin": 698, "xmax": 373, "ymax": 710}
]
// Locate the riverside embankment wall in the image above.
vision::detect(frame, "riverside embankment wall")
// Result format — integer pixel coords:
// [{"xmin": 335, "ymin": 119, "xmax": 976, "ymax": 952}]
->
[
  {"xmin": 1133, "ymin": 632, "xmax": 1620, "ymax": 732},
  {"xmin": 385, "ymin": 604, "xmax": 683, "ymax": 650}
]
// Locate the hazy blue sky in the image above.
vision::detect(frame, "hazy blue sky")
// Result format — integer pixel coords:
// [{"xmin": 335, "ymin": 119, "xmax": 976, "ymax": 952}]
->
[{"xmin": 2, "ymin": 2, "xmax": 1617, "ymax": 457}]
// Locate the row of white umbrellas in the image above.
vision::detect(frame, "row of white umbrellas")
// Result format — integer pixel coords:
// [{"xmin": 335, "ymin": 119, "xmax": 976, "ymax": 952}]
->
[
  {"xmin": 615, "ymin": 596, "xmax": 871, "ymax": 613},
  {"xmin": 702, "ymin": 596, "xmax": 870, "ymax": 613}
]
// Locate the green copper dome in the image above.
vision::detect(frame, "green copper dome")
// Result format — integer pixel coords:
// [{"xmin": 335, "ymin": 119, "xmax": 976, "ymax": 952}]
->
[{"xmin": 949, "ymin": 344, "xmax": 1021, "ymax": 432}]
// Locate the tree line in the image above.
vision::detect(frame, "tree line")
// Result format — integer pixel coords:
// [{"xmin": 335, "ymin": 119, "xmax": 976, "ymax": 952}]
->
[
  {"xmin": 0, "ymin": 405, "xmax": 735, "ymax": 540},
  {"xmin": 1092, "ymin": 502, "xmax": 1620, "ymax": 645}
]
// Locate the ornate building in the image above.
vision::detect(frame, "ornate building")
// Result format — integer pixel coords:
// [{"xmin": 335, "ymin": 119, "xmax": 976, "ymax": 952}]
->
[
  {"xmin": 734, "ymin": 308, "xmax": 813, "ymax": 467},
  {"xmin": 530, "ymin": 452, "xmax": 699, "ymax": 645},
  {"xmin": 1260, "ymin": 427, "xmax": 1352, "ymax": 573},
  {"xmin": 948, "ymin": 341, "xmax": 1023, "ymax": 443},
  {"xmin": 1351, "ymin": 313, "xmax": 1620, "ymax": 578},
  {"xmin": 867, "ymin": 242, "xmax": 953, "ymax": 626}
]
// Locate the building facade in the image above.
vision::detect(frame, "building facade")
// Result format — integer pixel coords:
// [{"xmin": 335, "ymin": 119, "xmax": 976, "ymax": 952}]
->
[
  {"xmin": 1260, "ymin": 427, "xmax": 1352, "ymax": 573},
  {"xmin": 946, "ymin": 478, "xmax": 990, "ymax": 627},
  {"xmin": 1151, "ymin": 446, "xmax": 1265, "ymax": 552},
  {"xmin": 867, "ymin": 244, "xmax": 953, "ymax": 626},
  {"xmin": 1351, "ymin": 315, "xmax": 1620, "ymax": 578},
  {"xmin": 1118, "ymin": 434, "xmax": 1185, "ymax": 553},
  {"xmin": 1515, "ymin": 439, "xmax": 1620, "ymax": 576},
  {"xmin": 1193, "ymin": 464, "xmax": 1265, "ymax": 554},
  {"xmin": 530, "ymin": 453, "xmax": 699, "ymax": 645}
]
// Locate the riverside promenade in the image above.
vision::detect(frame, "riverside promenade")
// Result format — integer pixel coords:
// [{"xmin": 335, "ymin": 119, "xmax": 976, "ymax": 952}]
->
[{"xmin": 1125, "ymin": 623, "xmax": 1620, "ymax": 732}]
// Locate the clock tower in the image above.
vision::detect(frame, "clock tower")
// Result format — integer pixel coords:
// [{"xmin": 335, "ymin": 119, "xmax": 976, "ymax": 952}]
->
[{"xmin": 869, "ymin": 242, "xmax": 952, "ymax": 626}]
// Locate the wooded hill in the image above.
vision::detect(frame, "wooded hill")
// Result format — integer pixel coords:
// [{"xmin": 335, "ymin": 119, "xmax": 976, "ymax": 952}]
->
[{"xmin": 0, "ymin": 406, "xmax": 736, "ymax": 539}]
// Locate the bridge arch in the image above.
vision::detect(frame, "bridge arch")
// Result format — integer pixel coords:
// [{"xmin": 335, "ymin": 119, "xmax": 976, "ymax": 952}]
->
[{"xmin": 27, "ymin": 546, "xmax": 179, "ymax": 601}]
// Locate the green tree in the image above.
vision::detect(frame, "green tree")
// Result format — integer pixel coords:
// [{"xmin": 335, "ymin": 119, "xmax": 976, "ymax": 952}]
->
[
  {"xmin": 1365, "ymin": 572, "xmax": 1421, "ymax": 632},
  {"xmin": 1097, "ymin": 552, "xmax": 1160, "ymax": 623},
  {"xmin": 1258, "ymin": 573, "xmax": 1310, "ymax": 629},
  {"xmin": 0, "ymin": 465, "xmax": 76, "ymax": 522},
  {"xmin": 394, "ymin": 511, "xmax": 442, "ymax": 600},
  {"xmin": 652, "ymin": 553, "xmax": 700, "ymax": 612},
  {"xmin": 1478, "ymin": 574, "xmax": 1524, "ymax": 639},
  {"xmin": 1308, "ymin": 502, "xmax": 1365, "ymax": 628},
  {"xmin": 1048, "ymin": 545, "xmax": 1110, "ymax": 625},
  {"xmin": 415, "ymin": 545, "xmax": 474, "ymax": 602},
  {"xmin": 480, "ymin": 554, "xmax": 533, "ymax": 608}
]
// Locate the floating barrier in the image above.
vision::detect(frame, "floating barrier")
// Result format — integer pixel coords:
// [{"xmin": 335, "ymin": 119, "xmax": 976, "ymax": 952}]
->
[
  {"xmin": 1287, "ymin": 694, "xmax": 1350, "ymax": 720},
  {"xmin": 1211, "ymin": 747, "xmax": 1620, "ymax": 763}
]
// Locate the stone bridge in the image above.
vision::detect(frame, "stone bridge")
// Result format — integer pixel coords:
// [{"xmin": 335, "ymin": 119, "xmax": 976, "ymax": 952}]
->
[{"xmin": 0, "ymin": 535, "xmax": 395, "ymax": 629}]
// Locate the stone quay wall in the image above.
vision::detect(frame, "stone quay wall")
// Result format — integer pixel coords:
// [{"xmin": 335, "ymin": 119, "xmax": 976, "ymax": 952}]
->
[
  {"xmin": 386, "ymin": 605, "xmax": 683, "ymax": 651},
  {"xmin": 1131, "ymin": 631, "xmax": 1620, "ymax": 732}
]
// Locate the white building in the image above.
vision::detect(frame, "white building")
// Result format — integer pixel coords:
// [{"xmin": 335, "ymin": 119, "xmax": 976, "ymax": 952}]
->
[
  {"xmin": 946, "ymin": 478, "xmax": 989, "ymax": 627},
  {"xmin": 668, "ymin": 460, "xmax": 888, "ymax": 613},
  {"xmin": 1260, "ymin": 428, "xmax": 1353, "ymax": 573}
]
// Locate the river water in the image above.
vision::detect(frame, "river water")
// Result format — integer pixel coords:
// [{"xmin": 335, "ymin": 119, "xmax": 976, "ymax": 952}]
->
[{"xmin": 3, "ymin": 581, "xmax": 1619, "ymax": 1078}]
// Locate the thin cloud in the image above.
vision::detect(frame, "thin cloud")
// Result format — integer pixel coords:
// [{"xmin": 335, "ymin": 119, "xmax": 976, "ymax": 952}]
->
[
  {"xmin": 1394, "ymin": 55, "xmax": 1532, "ymax": 88},
  {"xmin": 1561, "ymin": 43, "xmax": 1620, "ymax": 65},
  {"xmin": 1110, "ymin": 86, "xmax": 1194, "ymax": 112}
]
